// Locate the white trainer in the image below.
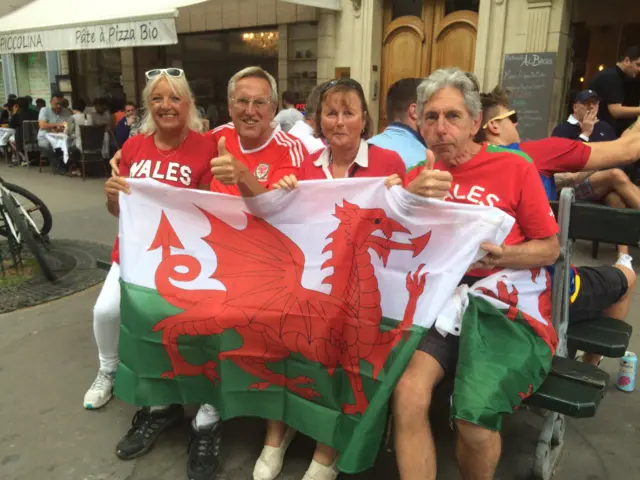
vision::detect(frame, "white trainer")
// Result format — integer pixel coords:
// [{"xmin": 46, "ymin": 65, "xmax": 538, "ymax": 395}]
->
[
  {"xmin": 301, "ymin": 459, "xmax": 339, "ymax": 480},
  {"xmin": 252, "ymin": 428, "xmax": 296, "ymax": 480},
  {"xmin": 83, "ymin": 370, "xmax": 115, "ymax": 410}
]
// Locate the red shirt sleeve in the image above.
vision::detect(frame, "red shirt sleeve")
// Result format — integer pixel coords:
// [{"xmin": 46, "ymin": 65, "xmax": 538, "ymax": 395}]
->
[
  {"xmin": 297, "ymin": 151, "xmax": 320, "ymax": 181},
  {"xmin": 404, "ymin": 162, "xmax": 424, "ymax": 186},
  {"xmin": 515, "ymin": 163, "xmax": 560, "ymax": 239},
  {"xmin": 118, "ymin": 136, "xmax": 137, "ymax": 177},
  {"xmin": 521, "ymin": 138, "xmax": 591, "ymax": 176},
  {"xmin": 386, "ymin": 151, "xmax": 406, "ymax": 181}
]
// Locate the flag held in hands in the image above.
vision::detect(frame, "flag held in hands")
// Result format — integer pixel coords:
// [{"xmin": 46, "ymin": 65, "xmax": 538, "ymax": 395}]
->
[{"xmin": 114, "ymin": 178, "xmax": 514, "ymax": 473}]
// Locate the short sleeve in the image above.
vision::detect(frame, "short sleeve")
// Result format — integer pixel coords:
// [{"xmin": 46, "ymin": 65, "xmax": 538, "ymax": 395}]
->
[
  {"xmin": 515, "ymin": 164, "xmax": 559, "ymax": 239},
  {"xmin": 268, "ymin": 143, "xmax": 307, "ymax": 186},
  {"xmin": 598, "ymin": 74, "xmax": 624, "ymax": 105},
  {"xmin": 118, "ymin": 137, "xmax": 137, "ymax": 178},
  {"xmin": 522, "ymin": 138, "xmax": 590, "ymax": 176},
  {"xmin": 387, "ymin": 150, "xmax": 407, "ymax": 181},
  {"xmin": 38, "ymin": 108, "xmax": 48, "ymax": 122}
]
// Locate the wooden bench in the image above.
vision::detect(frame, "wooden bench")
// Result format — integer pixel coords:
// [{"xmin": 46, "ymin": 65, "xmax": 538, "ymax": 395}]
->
[{"xmin": 523, "ymin": 189, "xmax": 637, "ymax": 479}]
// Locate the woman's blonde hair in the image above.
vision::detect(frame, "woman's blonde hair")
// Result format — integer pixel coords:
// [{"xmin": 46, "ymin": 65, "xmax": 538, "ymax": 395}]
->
[{"xmin": 138, "ymin": 72, "xmax": 203, "ymax": 135}]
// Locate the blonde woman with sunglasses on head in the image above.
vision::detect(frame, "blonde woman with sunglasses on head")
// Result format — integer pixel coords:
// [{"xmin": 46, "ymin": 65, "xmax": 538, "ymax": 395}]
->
[{"xmin": 86, "ymin": 67, "xmax": 223, "ymax": 480}]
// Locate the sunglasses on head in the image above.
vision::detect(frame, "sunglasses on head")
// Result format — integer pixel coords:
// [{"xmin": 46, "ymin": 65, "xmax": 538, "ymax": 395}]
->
[
  {"xmin": 145, "ymin": 68, "xmax": 185, "ymax": 80},
  {"xmin": 483, "ymin": 110, "xmax": 518, "ymax": 129},
  {"xmin": 321, "ymin": 78, "xmax": 366, "ymax": 99}
]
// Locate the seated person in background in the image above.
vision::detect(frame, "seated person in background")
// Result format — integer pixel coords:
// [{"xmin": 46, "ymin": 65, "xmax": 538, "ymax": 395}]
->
[
  {"xmin": 477, "ymin": 86, "xmax": 637, "ymax": 367},
  {"xmin": 478, "ymin": 85, "xmax": 640, "ymax": 258},
  {"xmin": 287, "ymin": 82, "xmax": 327, "ymax": 155},
  {"xmin": 9, "ymin": 96, "xmax": 39, "ymax": 166},
  {"xmin": 35, "ymin": 98, "xmax": 46, "ymax": 111},
  {"xmin": 0, "ymin": 101, "xmax": 12, "ymax": 125},
  {"xmin": 552, "ymin": 89, "xmax": 616, "ymax": 142},
  {"xmin": 368, "ymin": 78, "xmax": 427, "ymax": 169},
  {"xmin": 66, "ymin": 99, "xmax": 92, "ymax": 177},
  {"xmin": 274, "ymin": 90, "xmax": 303, "ymax": 132},
  {"xmin": 111, "ymin": 99, "xmax": 126, "ymax": 127},
  {"xmin": 38, "ymin": 93, "xmax": 73, "ymax": 169},
  {"xmin": 397, "ymin": 67, "xmax": 560, "ymax": 480},
  {"xmin": 114, "ymin": 102, "xmax": 138, "ymax": 148},
  {"xmin": 88, "ymin": 97, "xmax": 111, "ymax": 127},
  {"xmin": 61, "ymin": 98, "xmax": 70, "ymax": 110}
]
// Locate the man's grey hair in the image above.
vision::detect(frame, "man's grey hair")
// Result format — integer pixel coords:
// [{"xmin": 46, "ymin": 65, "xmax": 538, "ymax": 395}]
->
[
  {"xmin": 416, "ymin": 68, "xmax": 482, "ymax": 122},
  {"xmin": 227, "ymin": 66, "xmax": 278, "ymax": 105}
]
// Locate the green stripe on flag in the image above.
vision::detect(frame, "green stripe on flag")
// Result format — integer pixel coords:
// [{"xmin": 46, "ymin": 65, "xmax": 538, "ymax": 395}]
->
[
  {"xmin": 452, "ymin": 295, "xmax": 553, "ymax": 431},
  {"xmin": 115, "ymin": 280, "xmax": 426, "ymax": 473}
]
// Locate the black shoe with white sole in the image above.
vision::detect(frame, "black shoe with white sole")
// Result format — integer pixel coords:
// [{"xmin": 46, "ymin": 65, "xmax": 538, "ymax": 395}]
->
[
  {"xmin": 187, "ymin": 422, "xmax": 222, "ymax": 480},
  {"xmin": 115, "ymin": 404, "xmax": 184, "ymax": 460}
]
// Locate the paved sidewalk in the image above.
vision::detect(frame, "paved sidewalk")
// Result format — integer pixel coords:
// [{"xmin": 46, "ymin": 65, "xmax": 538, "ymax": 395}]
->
[{"xmin": 0, "ymin": 165, "xmax": 638, "ymax": 480}]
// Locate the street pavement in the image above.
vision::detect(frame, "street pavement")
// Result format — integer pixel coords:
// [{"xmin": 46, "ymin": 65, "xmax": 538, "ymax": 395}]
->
[{"xmin": 0, "ymin": 164, "xmax": 638, "ymax": 480}]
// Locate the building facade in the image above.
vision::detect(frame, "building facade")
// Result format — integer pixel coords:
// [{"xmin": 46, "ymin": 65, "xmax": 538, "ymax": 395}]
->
[{"xmin": 19, "ymin": 0, "xmax": 637, "ymax": 135}]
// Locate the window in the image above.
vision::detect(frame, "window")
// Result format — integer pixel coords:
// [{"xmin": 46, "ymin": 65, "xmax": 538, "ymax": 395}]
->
[{"xmin": 392, "ymin": 0, "xmax": 423, "ymax": 20}]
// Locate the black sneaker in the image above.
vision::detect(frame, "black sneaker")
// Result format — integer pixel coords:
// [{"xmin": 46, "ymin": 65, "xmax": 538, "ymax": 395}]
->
[
  {"xmin": 187, "ymin": 422, "xmax": 222, "ymax": 480},
  {"xmin": 115, "ymin": 404, "xmax": 184, "ymax": 460}
]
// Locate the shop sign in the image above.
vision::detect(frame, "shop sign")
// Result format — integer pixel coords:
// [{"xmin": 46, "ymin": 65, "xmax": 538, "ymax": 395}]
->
[{"xmin": 0, "ymin": 18, "xmax": 178, "ymax": 54}]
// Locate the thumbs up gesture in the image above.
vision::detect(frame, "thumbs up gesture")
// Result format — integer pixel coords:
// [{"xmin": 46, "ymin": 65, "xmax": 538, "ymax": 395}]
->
[
  {"xmin": 406, "ymin": 150, "xmax": 452, "ymax": 199},
  {"xmin": 211, "ymin": 136, "xmax": 249, "ymax": 185}
]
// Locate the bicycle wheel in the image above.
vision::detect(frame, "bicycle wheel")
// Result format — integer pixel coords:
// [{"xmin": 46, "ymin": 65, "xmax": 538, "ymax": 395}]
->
[
  {"xmin": 3, "ymin": 182, "xmax": 53, "ymax": 236},
  {"xmin": 1, "ymin": 190, "xmax": 56, "ymax": 281}
]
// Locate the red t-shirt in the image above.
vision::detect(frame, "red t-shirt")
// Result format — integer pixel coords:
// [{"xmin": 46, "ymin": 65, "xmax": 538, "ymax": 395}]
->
[
  {"xmin": 299, "ymin": 143, "xmax": 406, "ymax": 181},
  {"xmin": 405, "ymin": 144, "xmax": 559, "ymax": 276},
  {"xmin": 209, "ymin": 123, "xmax": 306, "ymax": 195},
  {"xmin": 111, "ymin": 131, "xmax": 214, "ymax": 263},
  {"xmin": 520, "ymin": 137, "xmax": 591, "ymax": 176}
]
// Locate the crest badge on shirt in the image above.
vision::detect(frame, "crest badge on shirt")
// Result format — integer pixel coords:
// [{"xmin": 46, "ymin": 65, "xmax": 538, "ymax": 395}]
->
[{"xmin": 255, "ymin": 163, "xmax": 270, "ymax": 181}]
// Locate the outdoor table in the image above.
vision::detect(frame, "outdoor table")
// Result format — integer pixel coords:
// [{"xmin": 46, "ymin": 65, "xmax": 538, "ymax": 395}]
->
[{"xmin": 44, "ymin": 132, "xmax": 71, "ymax": 164}]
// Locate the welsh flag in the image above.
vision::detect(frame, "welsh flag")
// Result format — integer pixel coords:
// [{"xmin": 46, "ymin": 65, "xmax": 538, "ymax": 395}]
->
[{"xmin": 115, "ymin": 178, "xmax": 532, "ymax": 473}]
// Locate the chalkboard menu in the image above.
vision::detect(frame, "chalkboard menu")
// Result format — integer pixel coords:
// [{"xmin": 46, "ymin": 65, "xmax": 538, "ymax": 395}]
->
[{"xmin": 501, "ymin": 53, "xmax": 557, "ymax": 141}]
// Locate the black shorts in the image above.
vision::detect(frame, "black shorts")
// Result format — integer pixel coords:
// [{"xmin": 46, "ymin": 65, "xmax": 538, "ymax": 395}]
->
[
  {"xmin": 417, "ymin": 327, "xmax": 460, "ymax": 377},
  {"xmin": 569, "ymin": 266, "xmax": 629, "ymax": 323},
  {"xmin": 416, "ymin": 274, "xmax": 480, "ymax": 376}
]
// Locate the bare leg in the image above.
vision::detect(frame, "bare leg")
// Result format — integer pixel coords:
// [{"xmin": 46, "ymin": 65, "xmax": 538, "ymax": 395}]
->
[
  {"xmin": 584, "ymin": 265, "xmax": 637, "ymax": 366},
  {"xmin": 264, "ymin": 420, "xmax": 288, "ymax": 447},
  {"xmin": 455, "ymin": 419, "xmax": 501, "ymax": 480},
  {"xmin": 393, "ymin": 350, "xmax": 444, "ymax": 480},
  {"xmin": 312, "ymin": 443, "xmax": 339, "ymax": 465},
  {"xmin": 590, "ymin": 169, "xmax": 640, "ymax": 209},
  {"xmin": 602, "ymin": 192, "xmax": 630, "ymax": 255}
]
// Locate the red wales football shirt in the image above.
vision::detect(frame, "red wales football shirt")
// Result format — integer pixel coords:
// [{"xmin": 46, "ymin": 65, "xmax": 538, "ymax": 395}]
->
[
  {"xmin": 111, "ymin": 131, "xmax": 214, "ymax": 263},
  {"xmin": 405, "ymin": 143, "xmax": 558, "ymax": 276},
  {"xmin": 209, "ymin": 123, "xmax": 306, "ymax": 195}
]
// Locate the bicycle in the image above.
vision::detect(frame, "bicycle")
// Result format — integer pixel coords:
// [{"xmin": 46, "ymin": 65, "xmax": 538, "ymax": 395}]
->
[{"xmin": 0, "ymin": 177, "xmax": 56, "ymax": 281}]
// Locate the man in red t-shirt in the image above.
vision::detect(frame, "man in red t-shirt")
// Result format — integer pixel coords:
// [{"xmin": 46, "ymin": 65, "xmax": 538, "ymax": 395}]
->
[
  {"xmin": 396, "ymin": 69, "xmax": 560, "ymax": 480},
  {"xmin": 208, "ymin": 67, "xmax": 307, "ymax": 197}
]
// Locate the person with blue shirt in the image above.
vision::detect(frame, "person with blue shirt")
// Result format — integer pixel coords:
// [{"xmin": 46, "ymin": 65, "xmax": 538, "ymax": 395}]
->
[
  {"xmin": 368, "ymin": 78, "xmax": 427, "ymax": 168},
  {"xmin": 476, "ymin": 85, "xmax": 638, "ymax": 366}
]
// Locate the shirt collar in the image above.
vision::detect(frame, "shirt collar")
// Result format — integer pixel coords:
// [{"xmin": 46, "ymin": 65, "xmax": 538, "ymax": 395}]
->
[
  {"xmin": 387, "ymin": 121, "xmax": 426, "ymax": 146},
  {"xmin": 313, "ymin": 139, "xmax": 369, "ymax": 177},
  {"xmin": 567, "ymin": 114, "xmax": 579, "ymax": 125}
]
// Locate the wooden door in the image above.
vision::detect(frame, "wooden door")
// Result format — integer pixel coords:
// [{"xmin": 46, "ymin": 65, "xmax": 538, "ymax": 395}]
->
[
  {"xmin": 379, "ymin": 1, "xmax": 478, "ymax": 131},
  {"xmin": 379, "ymin": 15, "xmax": 428, "ymax": 129},
  {"xmin": 431, "ymin": 10, "xmax": 478, "ymax": 72}
]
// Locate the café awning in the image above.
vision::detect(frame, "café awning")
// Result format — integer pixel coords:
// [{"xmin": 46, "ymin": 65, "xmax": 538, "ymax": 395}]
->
[
  {"xmin": 0, "ymin": 0, "xmax": 208, "ymax": 54},
  {"xmin": 279, "ymin": 0, "xmax": 342, "ymax": 10}
]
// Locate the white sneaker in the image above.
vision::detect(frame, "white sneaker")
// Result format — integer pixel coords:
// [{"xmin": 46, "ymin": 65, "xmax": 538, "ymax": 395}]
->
[
  {"xmin": 301, "ymin": 459, "xmax": 339, "ymax": 480},
  {"xmin": 253, "ymin": 428, "xmax": 296, "ymax": 480},
  {"xmin": 83, "ymin": 370, "xmax": 115, "ymax": 409}
]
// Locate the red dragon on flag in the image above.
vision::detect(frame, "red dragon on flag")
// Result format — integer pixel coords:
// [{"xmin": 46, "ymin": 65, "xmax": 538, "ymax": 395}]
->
[{"xmin": 148, "ymin": 200, "xmax": 431, "ymax": 415}]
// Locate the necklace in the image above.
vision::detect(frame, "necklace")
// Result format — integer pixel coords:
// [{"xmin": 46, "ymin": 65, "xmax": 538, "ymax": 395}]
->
[{"xmin": 154, "ymin": 132, "xmax": 188, "ymax": 158}]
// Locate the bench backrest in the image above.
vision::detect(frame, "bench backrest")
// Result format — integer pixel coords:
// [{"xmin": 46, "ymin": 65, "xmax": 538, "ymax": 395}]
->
[{"xmin": 550, "ymin": 200, "xmax": 640, "ymax": 246}]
